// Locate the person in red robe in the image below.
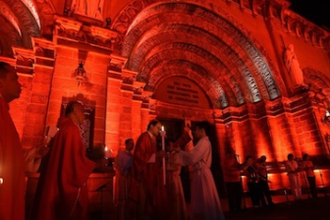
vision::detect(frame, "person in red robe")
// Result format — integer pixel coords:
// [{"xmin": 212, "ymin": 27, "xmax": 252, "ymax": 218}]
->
[
  {"xmin": 132, "ymin": 119, "xmax": 166, "ymax": 220},
  {"xmin": 0, "ymin": 61, "xmax": 25, "ymax": 220},
  {"xmin": 31, "ymin": 101, "xmax": 95, "ymax": 220}
]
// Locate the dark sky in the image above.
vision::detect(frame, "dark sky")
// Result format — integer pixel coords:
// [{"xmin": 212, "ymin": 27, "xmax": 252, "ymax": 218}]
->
[{"xmin": 288, "ymin": 0, "xmax": 330, "ymax": 30}]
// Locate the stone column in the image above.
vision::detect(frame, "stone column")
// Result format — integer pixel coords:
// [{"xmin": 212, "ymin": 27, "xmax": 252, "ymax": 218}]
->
[
  {"xmin": 246, "ymin": 102, "xmax": 274, "ymax": 159},
  {"xmin": 14, "ymin": 39, "xmax": 55, "ymax": 149},
  {"xmin": 105, "ymin": 54, "xmax": 127, "ymax": 155},
  {"xmin": 131, "ymin": 81, "xmax": 145, "ymax": 142},
  {"xmin": 283, "ymin": 94, "xmax": 324, "ymax": 157},
  {"xmin": 140, "ymin": 91, "xmax": 154, "ymax": 132},
  {"xmin": 118, "ymin": 69, "xmax": 137, "ymax": 148}
]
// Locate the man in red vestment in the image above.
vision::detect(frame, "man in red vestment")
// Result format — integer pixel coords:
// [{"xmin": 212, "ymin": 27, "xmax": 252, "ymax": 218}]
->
[
  {"xmin": 0, "ymin": 61, "xmax": 25, "ymax": 220},
  {"xmin": 31, "ymin": 101, "xmax": 95, "ymax": 220},
  {"xmin": 132, "ymin": 119, "xmax": 166, "ymax": 220}
]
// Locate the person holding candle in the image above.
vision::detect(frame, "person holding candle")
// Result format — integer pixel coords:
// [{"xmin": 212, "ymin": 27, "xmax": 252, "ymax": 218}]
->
[
  {"xmin": 0, "ymin": 61, "xmax": 25, "ymax": 220},
  {"xmin": 31, "ymin": 101, "xmax": 96, "ymax": 220},
  {"xmin": 163, "ymin": 128, "xmax": 192, "ymax": 220},
  {"xmin": 152, "ymin": 125, "xmax": 192, "ymax": 220},
  {"xmin": 172, "ymin": 121, "xmax": 225, "ymax": 220},
  {"xmin": 131, "ymin": 119, "xmax": 166, "ymax": 220}
]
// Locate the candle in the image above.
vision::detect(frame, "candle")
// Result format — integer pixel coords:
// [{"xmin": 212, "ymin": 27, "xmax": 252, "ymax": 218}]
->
[
  {"xmin": 0, "ymin": 177, "xmax": 3, "ymax": 185},
  {"xmin": 104, "ymin": 146, "xmax": 110, "ymax": 158},
  {"xmin": 160, "ymin": 126, "xmax": 166, "ymax": 185}
]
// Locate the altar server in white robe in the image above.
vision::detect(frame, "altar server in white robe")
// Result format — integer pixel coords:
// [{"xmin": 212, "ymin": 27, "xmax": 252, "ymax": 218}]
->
[{"xmin": 173, "ymin": 121, "xmax": 225, "ymax": 220}]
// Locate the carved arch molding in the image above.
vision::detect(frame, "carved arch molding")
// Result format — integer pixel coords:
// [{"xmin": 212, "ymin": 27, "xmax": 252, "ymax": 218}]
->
[
  {"xmin": 0, "ymin": 0, "xmax": 55, "ymax": 56},
  {"xmin": 112, "ymin": 0, "xmax": 287, "ymax": 109},
  {"xmin": 304, "ymin": 68, "xmax": 330, "ymax": 102}
]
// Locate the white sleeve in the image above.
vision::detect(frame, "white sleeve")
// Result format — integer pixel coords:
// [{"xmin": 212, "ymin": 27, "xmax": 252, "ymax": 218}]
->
[{"xmin": 179, "ymin": 138, "xmax": 208, "ymax": 166}]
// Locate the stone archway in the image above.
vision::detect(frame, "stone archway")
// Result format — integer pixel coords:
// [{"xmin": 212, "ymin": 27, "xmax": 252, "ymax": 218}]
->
[
  {"xmin": 304, "ymin": 68, "xmax": 330, "ymax": 157},
  {"xmin": 111, "ymin": 0, "xmax": 288, "ymax": 181},
  {"xmin": 304, "ymin": 68, "xmax": 330, "ymax": 96},
  {"xmin": 112, "ymin": 0, "xmax": 286, "ymax": 107},
  {"xmin": 112, "ymin": 0, "xmax": 287, "ymax": 162},
  {"xmin": 0, "ymin": 0, "xmax": 43, "ymax": 56}
]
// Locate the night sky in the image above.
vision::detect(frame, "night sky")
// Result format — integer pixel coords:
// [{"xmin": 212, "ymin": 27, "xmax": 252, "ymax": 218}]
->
[{"xmin": 288, "ymin": 0, "xmax": 330, "ymax": 30}]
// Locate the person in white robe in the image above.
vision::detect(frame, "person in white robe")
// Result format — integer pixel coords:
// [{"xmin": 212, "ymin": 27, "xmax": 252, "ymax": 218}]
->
[
  {"xmin": 164, "ymin": 132, "xmax": 192, "ymax": 220},
  {"xmin": 113, "ymin": 138, "xmax": 134, "ymax": 220},
  {"xmin": 173, "ymin": 121, "xmax": 225, "ymax": 220},
  {"xmin": 285, "ymin": 153, "xmax": 302, "ymax": 201}
]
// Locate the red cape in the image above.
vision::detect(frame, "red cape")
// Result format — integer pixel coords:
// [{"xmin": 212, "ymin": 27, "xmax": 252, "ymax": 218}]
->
[
  {"xmin": 0, "ymin": 97, "xmax": 25, "ymax": 220},
  {"xmin": 130, "ymin": 131, "xmax": 159, "ymax": 217},
  {"xmin": 133, "ymin": 131, "xmax": 157, "ymax": 180},
  {"xmin": 31, "ymin": 117, "xmax": 95, "ymax": 220}
]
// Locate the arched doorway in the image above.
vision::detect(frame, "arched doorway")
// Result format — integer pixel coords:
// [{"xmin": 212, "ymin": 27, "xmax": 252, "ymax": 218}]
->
[{"xmin": 153, "ymin": 75, "xmax": 225, "ymax": 198}]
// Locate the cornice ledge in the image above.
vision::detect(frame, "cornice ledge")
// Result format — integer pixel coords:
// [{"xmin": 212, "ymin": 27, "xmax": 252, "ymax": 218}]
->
[{"xmin": 54, "ymin": 16, "xmax": 118, "ymax": 51}]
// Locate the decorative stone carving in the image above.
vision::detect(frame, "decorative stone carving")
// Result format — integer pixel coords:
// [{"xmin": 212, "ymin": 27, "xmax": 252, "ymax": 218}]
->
[
  {"xmin": 3, "ymin": 0, "xmax": 40, "ymax": 47},
  {"xmin": 132, "ymin": 82, "xmax": 145, "ymax": 101},
  {"xmin": 281, "ymin": 4, "xmax": 328, "ymax": 48},
  {"xmin": 108, "ymin": 54, "xmax": 127, "ymax": 74},
  {"xmin": 57, "ymin": 27, "xmax": 112, "ymax": 48},
  {"xmin": 264, "ymin": 98, "xmax": 284, "ymax": 116},
  {"xmin": 35, "ymin": 0, "xmax": 56, "ymax": 38},
  {"xmin": 283, "ymin": 44, "xmax": 307, "ymax": 89},
  {"xmin": 32, "ymin": 38, "xmax": 55, "ymax": 67},
  {"xmin": 54, "ymin": 17, "xmax": 118, "ymax": 52},
  {"xmin": 133, "ymin": 86, "xmax": 143, "ymax": 95},
  {"xmin": 70, "ymin": 0, "xmax": 105, "ymax": 20},
  {"xmin": 108, "ymin": 62, "xmax": 123, "ymax": 72},
  {"xmin": 122, "ymin": 76, "xmax": 134, "ymax": 85},
  {"xmin": 121, "ymin": 73, "xmax": 136, "ymax": 92},
  {"xmin": 13, "ymin": 47, "xmax": 35, "ymax": 75},
  {"xmin": 0, "ymin": 3, "xmax": 22, "ymax": 37}
]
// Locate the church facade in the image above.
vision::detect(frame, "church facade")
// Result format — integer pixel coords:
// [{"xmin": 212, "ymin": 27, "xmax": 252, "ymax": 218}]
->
[{"xmin": 1, "ymin": 0, "xmax": 330, "ymax": 198}]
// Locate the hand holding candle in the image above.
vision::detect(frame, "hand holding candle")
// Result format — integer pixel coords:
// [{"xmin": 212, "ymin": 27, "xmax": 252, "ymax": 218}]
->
[{"xmin": 104, "ymin": 146, "xmax": 112, "ymax": 158}]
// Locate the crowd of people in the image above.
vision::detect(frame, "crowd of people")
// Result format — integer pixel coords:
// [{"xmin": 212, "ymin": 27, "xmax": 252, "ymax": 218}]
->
[
  {"xmin": 113, "ymin": 125, "xmax": 320, "ymax": 220},
  {"xmin": 221, "ymin": 152, "xmax": 318, "ymax": 213},
  {"xmin": 285, "ymin": 153, "xmax": 318, "ymax": 200},
  {"xmin": 0, "ymin": 60, "xmax": 321, "ymax": 220},
  {"xmin": 125, "ymin": 120, "xmax": 225, "ymax": 220}
]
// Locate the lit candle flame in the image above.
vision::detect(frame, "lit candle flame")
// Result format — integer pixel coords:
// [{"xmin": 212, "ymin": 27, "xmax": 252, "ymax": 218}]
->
[
  {"xmin": 105, "ymin": 146, "xmax": 108, "ymax": 152},
  {"xmin": 161, "ymin": 126, "xmax": 164, "ymax": 131},
  {"xmin": 0, "ymin": 178, "xmax": 3, "ymax": 185}
]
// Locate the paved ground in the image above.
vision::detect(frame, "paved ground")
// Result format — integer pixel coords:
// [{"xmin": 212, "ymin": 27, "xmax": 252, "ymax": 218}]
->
[
  {"xmin": 223, "ymin": 196, "xmax": 330, "ymax": 220},
  {"xmin": 92, "ymin": 192, "xmax": 330, "ymax": 219}
]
